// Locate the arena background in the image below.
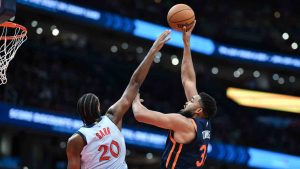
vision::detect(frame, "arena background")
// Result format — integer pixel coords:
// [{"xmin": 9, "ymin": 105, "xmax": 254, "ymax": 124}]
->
[{"xmin": 0, "ymin": 0, "xmax": 300, "ymax": 169}]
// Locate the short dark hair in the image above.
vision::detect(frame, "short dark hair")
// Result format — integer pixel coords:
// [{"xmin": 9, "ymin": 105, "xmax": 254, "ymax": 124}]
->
[
  {"xmin": 199, "ymin": 92, "xmax": 217, "ymax": 118},
  {"xmin": 77, "ymin": 93, "xmax": 100, "ymax": 125}
]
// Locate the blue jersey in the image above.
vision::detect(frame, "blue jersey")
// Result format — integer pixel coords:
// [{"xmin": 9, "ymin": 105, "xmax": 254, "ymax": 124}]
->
[{"xmin": 161, "ymin": 118, "xmax": 211, "ymax": 169}]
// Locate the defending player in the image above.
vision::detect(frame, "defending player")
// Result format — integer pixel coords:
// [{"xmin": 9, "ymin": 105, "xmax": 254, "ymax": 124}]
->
[
  {"xmin": 66, "ymin": 30, "xmax": 171, "ymax": 169},
  {"xmin": 132, "ymin": 22, "xmax": 217, "ymax": 169}
]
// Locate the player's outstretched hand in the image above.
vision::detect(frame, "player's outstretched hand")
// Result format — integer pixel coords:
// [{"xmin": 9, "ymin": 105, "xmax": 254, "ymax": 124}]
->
[
  {"xmin": 151, "ymin": 30, "xmax": 171, "ymax": 52},
  {"xmin": 182, "ymin": 20, "xmax": 196, "ymax": 46}
]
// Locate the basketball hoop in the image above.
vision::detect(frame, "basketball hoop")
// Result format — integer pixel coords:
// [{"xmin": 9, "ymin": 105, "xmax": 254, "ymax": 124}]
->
[{"xmin": 0, "ymin": 21, "xmax": 27, "ymax": 85}]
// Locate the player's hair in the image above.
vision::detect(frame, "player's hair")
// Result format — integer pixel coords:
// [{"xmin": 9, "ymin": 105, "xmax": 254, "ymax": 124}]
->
[
  {"xmin": 199, "ymin": 92, "xmax": 217, "ymax": 118},
  {"xmin": 77, "ymin": 93, "xmax": 100, "ymax": 125}
]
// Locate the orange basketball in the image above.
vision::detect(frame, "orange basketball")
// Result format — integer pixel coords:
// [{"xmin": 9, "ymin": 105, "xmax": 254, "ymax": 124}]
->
[{"xmin": 167, "ymin": 4, "xmax": 195, "ymax": 31}]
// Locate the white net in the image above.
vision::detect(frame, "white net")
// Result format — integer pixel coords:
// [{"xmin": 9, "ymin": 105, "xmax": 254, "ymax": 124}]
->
[{"xmin": 0, "ymin": 22, "xmax": 27, "ymax": 85}]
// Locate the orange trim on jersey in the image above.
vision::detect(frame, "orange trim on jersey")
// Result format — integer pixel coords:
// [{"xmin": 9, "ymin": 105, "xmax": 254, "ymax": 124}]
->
[
  {"xmin": 191, "ymin": 119, "xmax": 197, "ymax": 132},
  {"xmin": 172, "ymin": 143, "xmax": 183, "ymax": 169},
  {"xmin": 169, "ymin": 132, "xmax": 176, "ymax": 143},
  {"xmin": 166, "ymin": 133, "xmax": 176, "ymax": 168}
]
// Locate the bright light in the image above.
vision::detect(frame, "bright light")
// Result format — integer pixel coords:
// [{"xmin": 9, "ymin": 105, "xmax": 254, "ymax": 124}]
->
[
  {"xmin": 31, "ymin": 20, "xmax": 38, "ymax": 27},
  {"xmin": 218, "ymin": 45, "xmax": 300, "ymax": 69},
  {"xmin": 278, "ymin": 77, "xmax": 285, "ymax": 84},
  {"xmin": 136, "ymin": 47, "xmax": 143, "ymax": 54},
  {"xmin": 282, "ymin": 33, "xmax": 289, "ymax": 40},
  {"xmin": 111, "ymin": 45, "xmax": 118, "ymax": 53},
  {"xmin": 274, "ymin": 11, "xmax": 281, "ymax": 18},
  {"xmin": 233, "ymin": 71, "xmax": 241, "ymax": 78},
  {"xmin": 156, "ymin": 52, "xmax": 162, "ymax": 58},
  {"xmin": 36, "ymin": 27, "xmax": 43, "ymax": 34},
  {"xmin": 146, "ymin": 153, "xmax": 153, "ymax": 159},
  {"xmin": 211, "ymin": 67, "xmax": 219, "ymax": 74},
  {"xmin": 9, "ymin": 16, "xmax": 15, "ymax": 22},
  {"xmin": 23, "ymin": 166, "xmax": 28, "ymax": 169},
  {"xmin": 237, "ymin": 68, "xmax": 244, "ymax": 74},
  {"xmin": 171, "ymin": 57, "xmax": 179, "ymax": 65},
  {"xmin": 121, "ymin": 42, "xmax": 128, "ymax": 50},
  {"xmin": 227, "ymin": 87, "xmax": 300, "ymax": 114},
  {"xmin": 171, "ymin": 54, "xmax": 179, "ymax": 58},
  {"xmin": 50, "ymin": 25, "xmax": 57, "ymax": 31},
  {"xmin": 253, "ymin": 71, "xmax": 260, "ymax": 78},
  {"xmin": 272, "ymin": 74, "xmax": 279, "ymax": 81},
  {"xmin": 154, "ymin": 52, "xmax": 162, "ymax": 63},
  {"xmin": 52, "ymin": 28, "xmax": 60, "ymax": 36},
  {"xmin": 291, "ymin": 42, "xmax": 298, "ymax": 50},
  {"xmin": 289, "ymin": 76, "xmax": 296, "ymax": 83},
  {"xmin": 154, "ymin": 56, "xmax": 161, "ymax": 63},
  {"xmin": 60, "ymin": 141, "xmax": 66, "ymax": 149}
]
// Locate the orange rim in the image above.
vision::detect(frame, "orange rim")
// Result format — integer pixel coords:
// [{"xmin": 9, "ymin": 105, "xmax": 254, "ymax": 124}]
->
[{"xmin": 0, "ymin": 21, "xmax": 27, "ymax": 40}]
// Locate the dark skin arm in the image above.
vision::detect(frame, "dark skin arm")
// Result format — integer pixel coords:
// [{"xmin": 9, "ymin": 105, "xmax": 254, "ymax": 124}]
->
[
  {"xmin": 181, "ymin": 21, "xmax": 198, "ymax": 101},
  {"xmin": 106, "ymin": 30, "xmax": 171, "ymax": 129},
  {"xmin": 66, "ymin": 30, "xmax": 171, "ymax": 169},
  {"xmin": 132, "ymin": 93, "xmax": 195, "ymax": 143},
  {"xmin": 66, "ymin": 134, "xmax": 86, "ymax": 169}
]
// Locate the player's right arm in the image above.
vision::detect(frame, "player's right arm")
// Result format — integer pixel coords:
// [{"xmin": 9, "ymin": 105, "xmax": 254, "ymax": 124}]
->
[
  {"xmin": 66, "ymin": 134, "xmax": 85, "ymax": 169},
  {"xmin": 181, "ymin": 21, "xmax": 198, "ymax": 101},
  {"xmin": 106, "ymin": 30, "xmax": 171, "ymax": 128},
  {"xmin": 132, "ymin": 93, "xmax": 193, "ymax": 132}
]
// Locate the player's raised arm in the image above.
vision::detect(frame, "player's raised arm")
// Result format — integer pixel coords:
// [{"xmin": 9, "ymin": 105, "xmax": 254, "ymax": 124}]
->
[
  {"xmin": 181, "ymin": 21, "xmax": 198, "ymax": 101},
  {"xmin": 132, "ymin": 93, "xmax": 193, "ymax": 132},
  {"xmin": 106, "ymin": 30, "xmax": 171, "ymax": 127}
]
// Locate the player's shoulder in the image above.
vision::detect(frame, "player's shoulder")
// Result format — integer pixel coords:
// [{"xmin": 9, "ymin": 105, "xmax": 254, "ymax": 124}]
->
[
  {"xmin": 166, "ymin": 112, "xmax": 187, "ymax": 118},
  {"xmin": 166, "ymin": 113, "xmax": 195, "ymax": 132},
  {"xmin": 166, "ymin": 113, "xmax": 193, "ymax": 123},
  {"xmin": 67, "ymin": 133, "xmax": 86, "ymax": 147},
  {"xmin": 193, "ymin": 118, "xmax": 211, "ymax": 129},
  {"xmin": 105, "ymin": 108, "xmax": 118, "ymax": 123},
  {"xmin": 66, "ymin": 133, "xmax": 86, "ymax": 157},
  {"xmin": 67, "ymin": 133, "xmax": 80, "ymax": 143}
]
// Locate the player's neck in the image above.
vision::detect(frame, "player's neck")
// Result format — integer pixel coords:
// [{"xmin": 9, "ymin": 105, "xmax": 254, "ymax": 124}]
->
[
  {"xmin": 192, "ymin": 113, "xmax": 204, "ymax": 119},
  {"xmin": 192, "ymin": 113, "xmax": 198, "ymax": 119}
]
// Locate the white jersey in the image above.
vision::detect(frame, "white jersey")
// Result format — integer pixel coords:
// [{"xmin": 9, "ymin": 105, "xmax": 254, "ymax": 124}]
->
[{"xmin": 77, "ymin": 116, "xmax": 128, "ymax": 169}]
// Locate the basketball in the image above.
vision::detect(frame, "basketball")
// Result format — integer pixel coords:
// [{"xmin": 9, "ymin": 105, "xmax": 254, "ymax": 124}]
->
[{"xmin": 167, "ymin": 4, "xmax": 195, "ymax": 31}]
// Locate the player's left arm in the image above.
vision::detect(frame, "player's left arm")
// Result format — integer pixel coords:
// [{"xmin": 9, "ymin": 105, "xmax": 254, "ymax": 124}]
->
[
  {"xmin": 181, "ymin": 21, "xmax": 198, "ymax": 101},
  {"xmin": 106, "ymin": 30, "xmax": 171, "ymax": 128},
  {"xmin": 132, "ymin": 93, "xmax": 192, "ymax": 131},
  {"xmin": 66, "ymin": 134, "xmax": 85, "ymax": 169}
]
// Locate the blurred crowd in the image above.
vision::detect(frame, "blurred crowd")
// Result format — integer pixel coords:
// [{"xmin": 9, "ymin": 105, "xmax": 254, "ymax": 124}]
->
[
  {"xmin": 0, "ymin": 1, "xmax": 299, "ymax": 168},
  {"xmin": 0, "ymin": 34, "xmax": 299, "ymax": 158},
  {"xmin": 68, "ymin": 0, "xmax": 300, "ymax": 56}
]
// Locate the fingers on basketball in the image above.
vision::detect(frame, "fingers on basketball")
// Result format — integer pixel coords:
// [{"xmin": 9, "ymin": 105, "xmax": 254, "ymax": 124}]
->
[
  {"xmin": 190, "ymin": 20, "xmax": 196, "ymax": 31},
  {"xmin": 167, "ymin": 4, "xmax": 195, "ymax": 31}
]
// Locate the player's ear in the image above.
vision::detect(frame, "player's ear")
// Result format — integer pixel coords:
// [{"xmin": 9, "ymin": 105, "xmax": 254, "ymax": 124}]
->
[{"xmin": 194, "ymin": 108, "xmax": 202, "ymax": 114}]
